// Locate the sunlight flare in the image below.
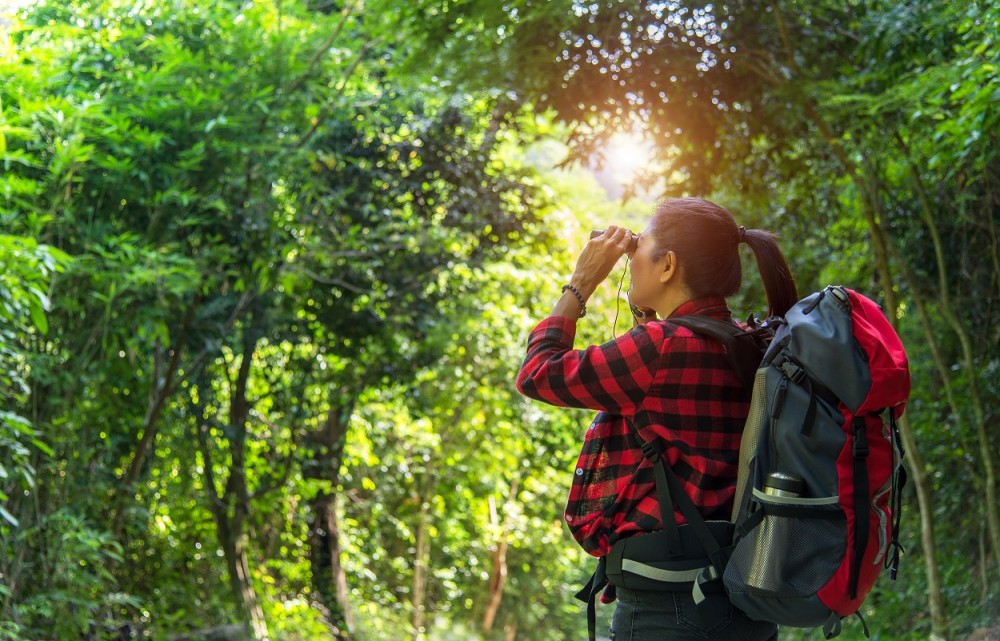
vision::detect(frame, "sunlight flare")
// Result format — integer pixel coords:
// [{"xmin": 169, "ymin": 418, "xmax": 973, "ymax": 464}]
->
[{"xmin": 605, "ymin": 132, "xmax": 654, "ymax": 185}]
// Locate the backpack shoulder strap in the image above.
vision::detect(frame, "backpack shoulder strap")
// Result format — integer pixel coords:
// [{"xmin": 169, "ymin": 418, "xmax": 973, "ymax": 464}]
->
[
  {"xmin": 668, "ymin": 315, "xmax": 766, "ymax": 388},
  {"xmin": 626, "ymin": 419, "xmax": 729, "ymax": 584}
]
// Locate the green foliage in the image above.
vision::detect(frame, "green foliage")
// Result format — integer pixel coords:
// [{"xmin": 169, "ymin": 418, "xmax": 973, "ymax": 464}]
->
[
  {"xmin": 3, "ymin": 0, "xmax": 563, "ymax": 638},
  {"xmin": 2, "ymin": 0, "xmax": 998, "ymax": 640},
  {"xmin": 3, "ymin": 509, "xmax": 137, "ymax": 639},
  {"xmin": 0, "ymin": 233, "xmax": 65, "ymax": 547}
]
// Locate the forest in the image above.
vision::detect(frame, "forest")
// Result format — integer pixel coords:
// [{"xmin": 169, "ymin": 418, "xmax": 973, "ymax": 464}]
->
[{"xmin": 0, "ymin": 1, "xmax": 997, "ymax": 640}]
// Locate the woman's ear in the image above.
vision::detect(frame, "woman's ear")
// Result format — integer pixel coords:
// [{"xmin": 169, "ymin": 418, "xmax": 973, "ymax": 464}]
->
[{"xmin": 658, "ymin": 250, "xmax": 678, "ymax": 284}]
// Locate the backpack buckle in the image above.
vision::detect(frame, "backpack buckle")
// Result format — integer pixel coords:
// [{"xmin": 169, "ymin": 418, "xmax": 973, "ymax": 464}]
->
[
  {"xmin": 778, "ymin": 360, "xmax": 807, "ymax": 385},
  {"xmin": 853, "ymin": 418, "xmax": 869, "ymax": 458},
  {"xmin": 640, "ymin": 440, "xmax": 661, "ymax": 462}
]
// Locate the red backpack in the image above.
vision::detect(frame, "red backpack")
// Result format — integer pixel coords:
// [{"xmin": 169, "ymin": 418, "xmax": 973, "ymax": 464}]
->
[
  {"xmin": 722, "ymin": 285, "xmax": 910, "ymax": 637},
  {"xmin": 592, "ymin": 286, "xmax": 910, "ymax": 640}
]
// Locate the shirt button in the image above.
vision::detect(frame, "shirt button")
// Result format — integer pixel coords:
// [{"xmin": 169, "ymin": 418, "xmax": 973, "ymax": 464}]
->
[{"xmin": 575, "ymin": 468, "xmax": 584, "ymax": 476}]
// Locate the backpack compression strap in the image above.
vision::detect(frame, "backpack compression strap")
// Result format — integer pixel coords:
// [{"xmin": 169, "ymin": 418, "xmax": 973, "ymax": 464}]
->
[
  {"xmin": 574, "ymin": 556, "xmax": 607, "ymax": 641},
  {"xmin": 887, "ymin": 412, "xmax": 906, "ymax": 579},
  {"xmin": 849, "ymin": 416, "xmax": 870, "ymax": 600}
]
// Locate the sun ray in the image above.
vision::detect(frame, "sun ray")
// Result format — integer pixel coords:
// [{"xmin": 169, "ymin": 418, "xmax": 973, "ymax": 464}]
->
[{"xmin": 605, "ymin": 132, "xmax": 653, "ymax": 185}]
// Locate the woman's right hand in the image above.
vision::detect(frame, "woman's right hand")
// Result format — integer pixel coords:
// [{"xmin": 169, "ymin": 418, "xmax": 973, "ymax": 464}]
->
[{"xmin": 569, "ymin": 226, "xmax": 633, "ymax": 299}]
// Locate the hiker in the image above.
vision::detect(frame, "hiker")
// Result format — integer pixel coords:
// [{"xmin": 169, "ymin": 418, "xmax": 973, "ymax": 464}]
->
[{"xmin": 516, "ymin": 197, "xmax": 798, "ymax": 641}]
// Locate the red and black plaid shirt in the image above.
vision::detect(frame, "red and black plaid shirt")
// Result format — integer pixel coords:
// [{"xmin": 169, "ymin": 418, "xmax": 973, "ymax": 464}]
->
[{"xmin": 516, "ymin": 297, "xmax": 751, "ymax": 557}]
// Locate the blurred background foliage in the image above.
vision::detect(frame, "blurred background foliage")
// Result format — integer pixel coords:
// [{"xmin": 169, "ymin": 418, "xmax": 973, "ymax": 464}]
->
[{"xmin": 0, "ymin": 1, "xmax": 997, "ymax": 640}]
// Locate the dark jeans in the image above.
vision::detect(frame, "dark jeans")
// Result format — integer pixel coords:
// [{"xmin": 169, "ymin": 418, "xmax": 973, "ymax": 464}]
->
[{"xmin": 609, "ymin": 588, "xmax": 778, "ymax": 641}]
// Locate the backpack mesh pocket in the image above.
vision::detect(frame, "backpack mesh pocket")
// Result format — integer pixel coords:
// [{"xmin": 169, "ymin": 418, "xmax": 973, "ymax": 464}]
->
[{"xmin": 725, "ymin": 507, "xmax": 845, "ymax": 598}]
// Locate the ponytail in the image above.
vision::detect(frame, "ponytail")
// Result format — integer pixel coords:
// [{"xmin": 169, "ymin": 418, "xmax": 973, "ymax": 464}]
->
[{"xmin": 740, "ymin": 228, "xmax": 798, "ymax": 318}]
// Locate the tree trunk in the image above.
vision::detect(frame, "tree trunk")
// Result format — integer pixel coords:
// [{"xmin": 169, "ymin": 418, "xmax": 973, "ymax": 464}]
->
[
  {"xmin": 194, "ymin": 326, "xmax": 269, "ymax": 641},
  {"xmin": 980, "ymin": 524, "xmax": 990, "ymax": 604},
  {"xmin": 198, "ymin": 434, "xmax": 269, "ymax": 641},
  {"xmin": 411, "ymin": 476, "xmax": 434, "ymax": 641},
  {"xmin": 308, "ymin": 492, "xmax": 354, "ymax": 638},
  {"xmin": 860, "ymin": 178, "xmax": 949, "ymax": 640},
  {"xmin": 226, "ymin": 331, "xmax": 269, "ymax": 640},
  {"xmin": 482, "ymin": 479, "xmax": 519, "ymax": 633},
  {"xmin": 880, "ymin": 153, "xmax": 1000, "ymax": 606},
  {"xmin": 305, "ymin": 398, "xmax": 355, "ymax": 637},
  {"xmin": 895, "ymin": 414, "xmax": 947, "ymax": 637},
  {"xmin": 899, "ymin": 150, "xmax": 1000, "ymax": 576},
  {"xmin": 482, "ymin": 496, "xmax": 509, "ymax": 633},
  {"xmin": 221, "ymin": 530, "xmax": 268, "ymax": 641},
  {"xmin": 112, "ymin": 338, "xmax": 185, "ymax": 538}
]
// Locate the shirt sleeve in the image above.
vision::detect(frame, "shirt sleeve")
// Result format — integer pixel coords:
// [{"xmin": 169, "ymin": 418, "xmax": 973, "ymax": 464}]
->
[{"xmin": 515, "ymin": 316, "xmax": 665, "ymax": 415}]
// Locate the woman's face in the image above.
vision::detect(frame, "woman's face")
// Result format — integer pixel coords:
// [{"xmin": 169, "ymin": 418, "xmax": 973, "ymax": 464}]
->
[{"xmin": 628, "ymin": 222, "xmax": 662, "ymax": 310}]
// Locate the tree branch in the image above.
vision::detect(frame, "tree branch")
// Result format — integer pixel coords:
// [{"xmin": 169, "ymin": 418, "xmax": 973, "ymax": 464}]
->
[
  {"xmin": 303, "ymin": 268, "xmax": 373, "ymax": 295},
  {"xmin": 286, "ymin": 0, "xmax": 363, "ymax": 96},
  {"xmin": 294, "ymin": 35, "xmax": 380, "ymax": 151}
]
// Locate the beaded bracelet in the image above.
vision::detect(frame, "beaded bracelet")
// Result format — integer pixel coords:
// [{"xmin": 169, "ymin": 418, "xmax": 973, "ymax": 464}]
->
[{"xmin": 561, "ymin": 284, "xmax": 587, "ymax": 318}]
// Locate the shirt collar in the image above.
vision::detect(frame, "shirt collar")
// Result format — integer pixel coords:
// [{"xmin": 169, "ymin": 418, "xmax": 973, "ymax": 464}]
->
[{"xmin": 667, "ymin": 296, "xmax": 733, "ymax": 320}]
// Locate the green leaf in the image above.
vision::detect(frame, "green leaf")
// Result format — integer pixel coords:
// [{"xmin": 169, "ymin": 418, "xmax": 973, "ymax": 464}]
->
[
  {"xmin": 0, "ymin": 506, "xmax": 18, "ymax": 527},
  {"xmin": 29, "ymin": 303, "xmax": 48, "ymax": 335},
  {"xmin": 32, "ymin": 438, "xmax": 54, "ymax": 456}
]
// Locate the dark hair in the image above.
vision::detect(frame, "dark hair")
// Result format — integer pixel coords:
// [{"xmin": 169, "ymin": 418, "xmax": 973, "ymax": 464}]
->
[{"xmin": 648, "ymin": 197, "xmax": 798, "ymax": 317}]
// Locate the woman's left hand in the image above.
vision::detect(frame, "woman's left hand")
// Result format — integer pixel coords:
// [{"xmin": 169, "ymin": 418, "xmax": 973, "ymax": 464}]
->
[{"xmin": 569, "ymin": 226, "xmax": 633, "ymax": 299}]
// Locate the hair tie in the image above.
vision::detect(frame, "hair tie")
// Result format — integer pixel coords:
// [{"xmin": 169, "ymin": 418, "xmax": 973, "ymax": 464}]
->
[{"xmin": 737, "ymin": 226, "xmax": 747, "ymax": 244}]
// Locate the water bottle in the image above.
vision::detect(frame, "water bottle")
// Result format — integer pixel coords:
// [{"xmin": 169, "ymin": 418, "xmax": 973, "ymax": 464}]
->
[
  {"xmin": 746, "ymin": 472, "xmax": 805, "ymax": 592},
  {"xmin": 763, "ymin": 472, "xmax": 804, "ymax": 498}
]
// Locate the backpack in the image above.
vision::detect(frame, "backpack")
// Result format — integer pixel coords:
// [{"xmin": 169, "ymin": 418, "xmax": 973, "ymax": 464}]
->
[{"xmin": 581, "ymin": 286, "xmax": 910, "ymax": 640}]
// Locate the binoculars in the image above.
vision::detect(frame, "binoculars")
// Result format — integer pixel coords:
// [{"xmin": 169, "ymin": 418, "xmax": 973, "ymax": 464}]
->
[{"xmin": 590, "ymin": 229, "xmax": 639, "ymax": 254}]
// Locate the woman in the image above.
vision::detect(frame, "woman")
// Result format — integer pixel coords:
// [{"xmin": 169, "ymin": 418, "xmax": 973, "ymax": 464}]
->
[{"xmin": 516, "ymin": 197, "xmax": 797, "ymax": 641}]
